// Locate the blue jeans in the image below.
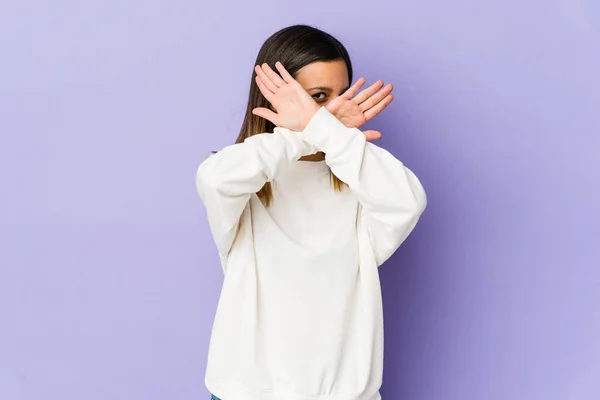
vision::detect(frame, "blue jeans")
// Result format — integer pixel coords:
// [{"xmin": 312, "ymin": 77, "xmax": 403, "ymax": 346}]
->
[{"xmin": 210, "ymin": 395, "xmax": 221, "ymax": 400}]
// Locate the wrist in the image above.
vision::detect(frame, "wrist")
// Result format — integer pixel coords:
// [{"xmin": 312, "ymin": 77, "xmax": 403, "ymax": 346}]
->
[
  {"xmin": 300, "ymin": 104, "xmax": 321, "ymax": 131},
  {"xmin": 300, "ymin": 106, "xmax": 363, "ymax": 154}
]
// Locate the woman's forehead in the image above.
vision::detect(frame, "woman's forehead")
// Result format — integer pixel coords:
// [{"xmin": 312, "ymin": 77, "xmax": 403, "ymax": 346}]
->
[{"xmin": 295, "ymin": 60, "xmax": 349, "ymax": 89}]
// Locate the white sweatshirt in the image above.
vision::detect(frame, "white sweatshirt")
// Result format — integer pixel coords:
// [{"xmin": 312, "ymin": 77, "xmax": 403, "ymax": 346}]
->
[{"xmin": 196, "ymin": 106, "xmax": 427, "ymax": 400}]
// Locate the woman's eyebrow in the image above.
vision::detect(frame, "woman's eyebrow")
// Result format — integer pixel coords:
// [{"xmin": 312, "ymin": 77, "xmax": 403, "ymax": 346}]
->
[
  {"xmin": 306, "ymin": 86, "xmax": 333, "ymax": 92},
  {"xmin": 306, "ymin": 85, "xmax": 351, "ymax": 95}
]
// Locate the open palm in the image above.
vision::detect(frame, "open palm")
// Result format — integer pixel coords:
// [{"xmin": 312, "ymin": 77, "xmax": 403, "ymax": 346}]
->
[
  {"xmin": 252, "ymin": 62, "xmax": 394, "ymax": 141},
  {"xmin": 326, "ymin": 77, "xmax": 394, "ymax": 141}
]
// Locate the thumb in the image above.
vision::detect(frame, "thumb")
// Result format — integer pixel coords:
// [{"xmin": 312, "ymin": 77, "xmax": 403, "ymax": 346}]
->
[
  {"xmin": 363, "ymin": 130, "xmax": 382, "ymax": 141},
  {"xmin": 252, "ymin": 107, "xmax": 279, "ymax": 126}
]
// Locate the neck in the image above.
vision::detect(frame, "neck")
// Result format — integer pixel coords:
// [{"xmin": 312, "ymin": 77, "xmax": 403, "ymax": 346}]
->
[{"xmin": 299, "ymin": 152, "xmax": 325, "ymax": 161}]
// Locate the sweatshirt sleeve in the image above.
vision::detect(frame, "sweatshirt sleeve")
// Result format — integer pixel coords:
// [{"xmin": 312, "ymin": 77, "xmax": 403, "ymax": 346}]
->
[
  {"xmin": 196, "ymin": 128, "xmax": 318, "ymax": 258},
  {"xmin": 300, "ymin": 106, "xmax": 427, "ymax": 266}
]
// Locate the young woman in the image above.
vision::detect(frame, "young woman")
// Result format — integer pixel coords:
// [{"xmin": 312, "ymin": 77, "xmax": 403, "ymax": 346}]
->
[{"xmin": 196, "ymin": 25, "xmax": 427, "ymax": 400}]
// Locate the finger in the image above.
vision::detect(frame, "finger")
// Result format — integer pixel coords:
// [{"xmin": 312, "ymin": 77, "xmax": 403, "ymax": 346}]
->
[
  {"xmin": 274, "ymin": 61, "xmax": 295, "ymax": 84},
  {"xmin": 341, "ymin": 77, "xmax": 366, "ymax": 100},
  {"xmin": 352, "ymin": 80, "xmax": 384, "ymax": 105},
  {"xmin": 360, "ymin": 83, "xmax": 394, "ymax": 113},
  {"xmin": 363, "ymin": 129, "xmax": 383, "ymax": 141},
  {"xmin": 255, "ymin": 76, "xmax": 275, "ymax": 103},
  {"xmin": 252, "ymin": 107, "xmax": 279, "ymax": 125},
  {"xmin": 364, "ymin": 93, "xmax": 394, "ymax": 121},
  {"xmin": 261, "ymin": 63, "xmax": 286, "ymax": 88},
  {"xmin": 255, "ymin": 65, "xmax": 279, "ymax": 93}
]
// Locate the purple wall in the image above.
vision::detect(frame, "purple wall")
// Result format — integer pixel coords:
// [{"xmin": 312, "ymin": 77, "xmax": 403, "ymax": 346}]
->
[{"xmin": 1, "ymin": 1, "xmax": 599, "ymax": 399}]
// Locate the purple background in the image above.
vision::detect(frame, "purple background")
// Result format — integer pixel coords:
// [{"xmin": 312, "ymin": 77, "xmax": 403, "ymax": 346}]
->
[{"xmin": 1, "ymin": 1, "xmax": 599, "ymax": 399}]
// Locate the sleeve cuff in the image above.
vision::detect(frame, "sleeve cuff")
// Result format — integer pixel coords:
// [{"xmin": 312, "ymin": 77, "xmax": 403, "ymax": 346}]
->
[
  {"xmin": 271, "ymin": 126, "xmax": 320, "ymax": 158},
  {"xmin": 301, "ymin": 106, "xmax": 365, "ymax": 153}
]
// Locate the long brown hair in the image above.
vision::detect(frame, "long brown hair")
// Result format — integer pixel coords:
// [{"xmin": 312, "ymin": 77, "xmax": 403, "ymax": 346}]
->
[{"xmin": 237, "ymin": 25, "xmax": 352, "ymax": 206}]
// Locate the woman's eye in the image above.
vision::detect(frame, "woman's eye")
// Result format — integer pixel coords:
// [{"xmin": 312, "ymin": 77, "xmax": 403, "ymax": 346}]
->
[{"xmin": 312, "ymin": 92, "xmax": 327, "ymax": 101}]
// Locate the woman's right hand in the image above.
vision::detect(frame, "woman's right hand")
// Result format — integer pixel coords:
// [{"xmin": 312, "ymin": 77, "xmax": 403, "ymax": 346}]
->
[{"xmin": 252, "ymin": 62, "xmax": 320, "ymax": 132}]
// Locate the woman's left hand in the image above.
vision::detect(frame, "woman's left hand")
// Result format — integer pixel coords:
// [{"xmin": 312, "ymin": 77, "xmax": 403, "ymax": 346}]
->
[{"xmin": 326, "ymin": 78, "xmax": 394, "ymax": 141}]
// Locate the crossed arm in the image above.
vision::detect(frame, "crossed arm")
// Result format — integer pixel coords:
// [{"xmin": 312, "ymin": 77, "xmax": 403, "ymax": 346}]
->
[{"xmin": 197, "ymin": 62, "xmax": 427, "ymax": 266}]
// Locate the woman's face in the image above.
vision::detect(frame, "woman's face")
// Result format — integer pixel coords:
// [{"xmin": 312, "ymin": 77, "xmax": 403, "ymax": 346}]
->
[{"xmin": 294, "ymin": 60, "xmax": 350, "ymax": 107}]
